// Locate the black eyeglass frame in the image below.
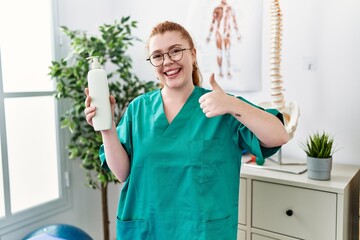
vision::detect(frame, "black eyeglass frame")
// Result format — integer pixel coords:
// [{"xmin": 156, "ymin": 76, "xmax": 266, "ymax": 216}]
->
[{"xmin": 146, "ymin": 48, "xmax": 192, "ymax": 67}]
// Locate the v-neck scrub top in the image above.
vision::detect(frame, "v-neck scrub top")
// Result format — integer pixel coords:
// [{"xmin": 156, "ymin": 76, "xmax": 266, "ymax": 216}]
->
[{"xmin": 100, "ymin": 86, "xmax": 283, "ymax": 240}]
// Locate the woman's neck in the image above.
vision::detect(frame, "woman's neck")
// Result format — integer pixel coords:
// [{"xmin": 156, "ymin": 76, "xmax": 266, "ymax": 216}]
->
[
  {"xmin": 161, "ymin": 84, "xmax": 195, "ymax": 103},
  {"xmin": 160, "ymin": 84, "xmax": 195, "ymax": 124}
]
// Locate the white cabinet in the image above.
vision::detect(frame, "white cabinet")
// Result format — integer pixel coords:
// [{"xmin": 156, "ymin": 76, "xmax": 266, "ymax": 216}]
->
[{"xmin": 238, "ymin": 163, "xmax": 360, "ymax": 240}]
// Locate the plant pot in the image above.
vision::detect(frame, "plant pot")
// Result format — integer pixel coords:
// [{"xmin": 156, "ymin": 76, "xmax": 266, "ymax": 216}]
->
[{"xmin": 307, "ymin": 156, "xmax": 332, "ymax": 180}]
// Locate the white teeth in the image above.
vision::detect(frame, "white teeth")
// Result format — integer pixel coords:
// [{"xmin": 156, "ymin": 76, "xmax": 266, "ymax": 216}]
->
[{"xmin": 166, "ymin": 69, "xmax": 180, "ymax": 75}]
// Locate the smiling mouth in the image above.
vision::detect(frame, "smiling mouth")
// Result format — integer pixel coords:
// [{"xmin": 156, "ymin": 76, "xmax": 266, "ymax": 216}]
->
[{"xmin": 164, "ymin": 68, "xmax": 181, "ymax": 76}]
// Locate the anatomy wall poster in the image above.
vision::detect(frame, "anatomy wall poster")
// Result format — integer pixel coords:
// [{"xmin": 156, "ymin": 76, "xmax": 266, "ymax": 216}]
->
[{"xmin": 186, "ymin": 0, "xmax": 262, "ymax": 93}]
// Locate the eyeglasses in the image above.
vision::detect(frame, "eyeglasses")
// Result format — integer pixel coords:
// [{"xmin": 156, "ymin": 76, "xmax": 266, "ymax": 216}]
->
[{"xmin": 147, "ymin": 47, "xmax": 191, "ymax": 67}]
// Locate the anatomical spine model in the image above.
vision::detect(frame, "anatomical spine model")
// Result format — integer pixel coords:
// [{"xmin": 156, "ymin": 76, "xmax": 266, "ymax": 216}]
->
[{"xmin": 260, "ymin": 0, "xmax": 300, "ymax": 140}]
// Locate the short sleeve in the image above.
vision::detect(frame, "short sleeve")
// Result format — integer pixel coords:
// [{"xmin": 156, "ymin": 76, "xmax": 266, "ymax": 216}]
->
[
  {"xmin": 99, "ymin": 105, "xmax": 133, "ymax": 171},
  {"xmin": 228, "ymin": 96, "xmax": 284, "ymax": 162}
]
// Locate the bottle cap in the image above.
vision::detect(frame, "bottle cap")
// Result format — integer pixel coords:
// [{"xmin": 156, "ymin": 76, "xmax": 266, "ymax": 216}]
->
[{"xmin": 87, "ymin": 56, "xmax": 101, "ymax": 69}]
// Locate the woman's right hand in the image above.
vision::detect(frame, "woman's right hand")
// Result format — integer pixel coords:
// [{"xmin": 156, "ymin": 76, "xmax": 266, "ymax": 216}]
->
[{"xmin": 84, "ymin": 88, "xmax": 117, "ymax": 128}]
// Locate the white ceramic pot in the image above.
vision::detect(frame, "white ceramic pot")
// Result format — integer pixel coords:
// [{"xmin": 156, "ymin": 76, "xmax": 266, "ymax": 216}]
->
[{"xmin": 307, "ymin": 156, "xmax": 332, "ymax": 180}]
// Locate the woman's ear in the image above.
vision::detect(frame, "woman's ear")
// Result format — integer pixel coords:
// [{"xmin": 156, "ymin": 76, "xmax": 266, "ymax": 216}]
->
[
  {"xmin": 192, "ymin": 48, "xmax": 197, "ymax": 64},
  {"xmin": 192, "ymin": 48, "xmax": 197, "ymax": 57}
]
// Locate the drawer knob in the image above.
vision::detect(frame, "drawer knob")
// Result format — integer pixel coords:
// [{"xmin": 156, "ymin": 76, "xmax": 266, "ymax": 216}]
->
[{"xmin": 286, "ymin": 209, "xmax": 293, "ymax": 216}]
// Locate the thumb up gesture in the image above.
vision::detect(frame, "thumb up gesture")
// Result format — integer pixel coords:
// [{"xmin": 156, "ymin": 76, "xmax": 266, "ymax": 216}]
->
[{"xmin": 199, "ymin": 73, "xmax": 233, "ymax": 117}]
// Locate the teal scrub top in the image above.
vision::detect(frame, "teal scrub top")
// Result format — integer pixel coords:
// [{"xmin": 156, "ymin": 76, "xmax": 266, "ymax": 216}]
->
[{"xmin": 100, "ymin": 86, "xmax": 282, "ymax": 240}]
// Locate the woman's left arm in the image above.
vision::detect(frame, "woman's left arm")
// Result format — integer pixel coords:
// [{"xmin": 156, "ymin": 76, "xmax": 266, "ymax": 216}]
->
[
  {"xmin": 199, "ymin": 74, "xmax": 289, "ymax": 148},
  {"xmin": 227, "ymin": 96, "xmax": 289, "ymax": 147}
]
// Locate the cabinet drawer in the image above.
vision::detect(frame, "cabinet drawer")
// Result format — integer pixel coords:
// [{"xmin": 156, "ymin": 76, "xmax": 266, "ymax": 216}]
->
[
  {"xmin": 251, "ymin": 233, "xmax": 277, "ymax": 240},
  {"xmin": 252, "ymin": 180, "xmax": 337, "ymax": 240},
  {"xmin": 238, "ymin": 178, "xmax": 246, "ymax": 225},
  {"xmin": 237, "ymin": 229, "xmax": 246, "ymax": 240}
]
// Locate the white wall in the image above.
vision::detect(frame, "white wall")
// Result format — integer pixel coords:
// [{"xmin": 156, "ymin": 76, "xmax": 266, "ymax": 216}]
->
[
  {"xmin": 263, "ymin": 0, "xmax": 360, "ymax": 163},
  {"xmin": 3, "ymin": 0, "xmax": 359, "ymax": 239}
]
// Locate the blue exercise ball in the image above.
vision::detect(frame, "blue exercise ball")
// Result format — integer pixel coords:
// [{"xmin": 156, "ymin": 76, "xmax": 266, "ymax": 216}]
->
[{"xmin": 23, "ymin": 224, "xmax": 93, "ymax": 240}]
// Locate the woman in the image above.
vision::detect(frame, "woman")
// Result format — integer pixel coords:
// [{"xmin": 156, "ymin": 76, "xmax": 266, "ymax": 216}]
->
[{"xmin": 85, "ymin": 21, "xmax": 288, "ymax": 240}]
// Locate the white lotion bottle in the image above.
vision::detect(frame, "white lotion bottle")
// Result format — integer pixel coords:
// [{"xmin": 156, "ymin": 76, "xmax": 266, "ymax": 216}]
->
[{"xmin": 87, "ymin": 57, "xmax": 112, "ymax": 131}]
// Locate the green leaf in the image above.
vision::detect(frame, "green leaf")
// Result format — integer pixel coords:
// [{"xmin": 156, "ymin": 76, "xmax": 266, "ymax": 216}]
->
[{"xmin": 300, "ymin": 131, "xmax": 337, "ymax": 158}]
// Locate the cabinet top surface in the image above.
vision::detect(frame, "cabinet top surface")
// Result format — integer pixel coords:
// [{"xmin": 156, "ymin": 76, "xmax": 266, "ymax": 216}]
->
[{"xmin": 241, "ymin": 162, "xmax": 360, "ymax": 192}]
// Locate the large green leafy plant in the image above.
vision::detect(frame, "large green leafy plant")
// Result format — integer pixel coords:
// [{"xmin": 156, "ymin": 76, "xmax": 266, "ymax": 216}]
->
[{"xmin": 49, "ymin": 17, "xmax": 156, "ymax": 240}]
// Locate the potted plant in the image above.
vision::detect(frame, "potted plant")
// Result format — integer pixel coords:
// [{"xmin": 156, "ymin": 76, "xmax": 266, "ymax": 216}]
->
[
  {"xmin": 48, "ymin": 17, "xmax": 156, "ymax": 240},
  {"xmin": 301, "ymin": 131, "xmax": 337, "ymax": 180}
]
